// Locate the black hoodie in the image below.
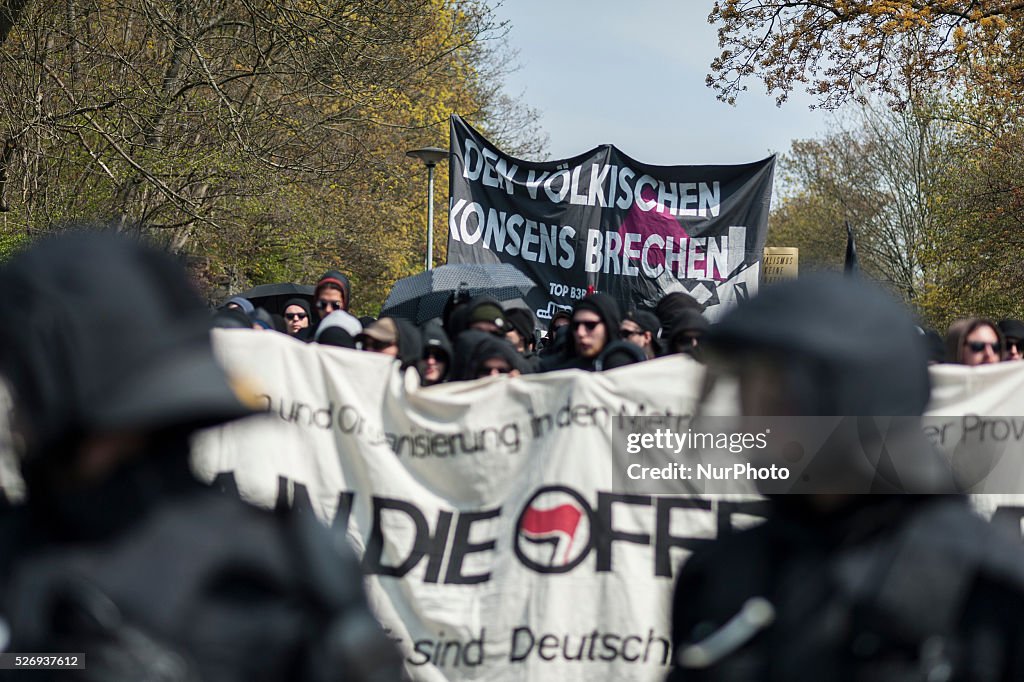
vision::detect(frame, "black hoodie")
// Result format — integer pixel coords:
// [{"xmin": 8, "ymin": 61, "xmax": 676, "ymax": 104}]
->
[
  {"xmin": 541, "ymin": 293, "xmax": 623, "ymax": 372},
  {"xmin": 419, "ymin": 321, "xmax": 453, "ymax": 385},
  {"xmin": 668, "ymin": 273, "xmax": 1024, "ymax": 682},
  {"xmin": 314, "ymin": 270, "xmax": 352, "ymax": 311},
  {"xmin": 393, "ymin": 318, "xmax": 423, "ymax": 370},
  {"xmin": 450, "ymin": 330, "xmax": 530, "ymax": 381}
]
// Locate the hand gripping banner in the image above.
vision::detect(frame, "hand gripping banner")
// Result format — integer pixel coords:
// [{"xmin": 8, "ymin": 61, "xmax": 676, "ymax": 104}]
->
[{"xmin": 446, "ymin": 115, "xmax": 775, "ymax": 322}]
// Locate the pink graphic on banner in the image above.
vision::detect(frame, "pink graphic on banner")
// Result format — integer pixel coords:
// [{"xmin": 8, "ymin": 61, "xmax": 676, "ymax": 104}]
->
[{"xmin": 615, "ymin": 185, "xmax": 725, "ymax": 282}]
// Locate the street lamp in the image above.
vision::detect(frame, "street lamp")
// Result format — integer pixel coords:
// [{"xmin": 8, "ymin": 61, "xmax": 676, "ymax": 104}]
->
[{"xmin": 406, "ymin": 146, "xmax": 449, "ymax": 271}]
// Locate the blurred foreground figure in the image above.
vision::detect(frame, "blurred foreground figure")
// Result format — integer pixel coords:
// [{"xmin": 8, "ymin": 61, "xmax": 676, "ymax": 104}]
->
[
  {"xmin": 668, "ymin": 275, "xmax": 1024, "ymax": 682},
  {"xmin": 0, "ymin": 231, "xmax": 399, "ymax": 681}
]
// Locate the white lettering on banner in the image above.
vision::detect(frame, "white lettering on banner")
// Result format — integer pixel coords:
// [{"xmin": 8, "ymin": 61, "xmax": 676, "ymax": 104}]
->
[
  {"xmin": 616, "ymin": 166, "xmax": 635, "ymax": 209},
  {"xmin": 589, "ymin": 164, "xmax": 610, "ymax": 207},
  {"xmin": 569, "ymin": 165, "xmax": 588, "ymax": 205},
  {"xmin": 482, "ymin": 209, "xmax": 507, "ymax": 252},
  {"xmin": 543, "ymin": 170, "xmax": 570, "ymax": 203},
  {"xmin": 452, "ymin": 196, "xmax": 746, "ymax": 278},
  {"xmin": 481, "ymin": 147, "xmax": 500, "ymax": 189},
  {"xmin": 622, "ymin": 232, "xmax": 641, "ymax": 277},
  {"xmin": 524, "ymin": 169, "xmax": 548, "ymax": 200},
  {"xmin": 462, "ymin": 138, "xmax": 483, "ymax": 181},
  {"xmin": 635, "ymin": 175, "xmax": 657, "ymax": 211},
  {"xmin": 460, "ymin": 136, "xmax": 726, "ymax": 217},
  {"xmin": 533, "ymin": 228, "xmax": 739, "ymax": 280},
  {"xmin": 460, "ymin": 202, "xmax": 485, "ymax": 245},
  {"xmin": 678, "ymin": 182, "xmax": 696, "ymax": 217},
  {"xmin": 584, "ymin": 229, "xmax": 602, "ymax": 273}
]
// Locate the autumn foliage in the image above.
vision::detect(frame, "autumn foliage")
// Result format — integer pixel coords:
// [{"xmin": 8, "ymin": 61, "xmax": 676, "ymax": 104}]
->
[{"xmin": 0, "ymin": 0, "xmax": 543, "ymax": 312}]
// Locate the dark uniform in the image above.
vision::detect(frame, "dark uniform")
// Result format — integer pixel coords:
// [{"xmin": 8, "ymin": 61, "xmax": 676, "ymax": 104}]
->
[
  {"xmin": 667, "ymin": 274, "xmax": 1024, "ymax": 682},
  {"xmin": 0, "ymin": 231, "xmax": 400, "ymax": 681}
]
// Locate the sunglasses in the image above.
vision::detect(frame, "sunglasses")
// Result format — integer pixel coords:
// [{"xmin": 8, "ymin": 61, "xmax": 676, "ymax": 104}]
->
[
  {"xmin": 620, "ymin": 328, "xmax": 644, "ymax": 339},
  {"xmin": 317, "ymin": 299, "xmax": 343, "ymax": 312},
  {"xmin": 966, "ymin": 341, "xmax": 999, "ymax": 353},
  {"xmin": 573, "ymin": 320, "xmax": 601, "ymax": 332},
  {"xmin": 284, "ymin": 312, "xmax": 307, "ymax": 321},
  {"xmin": 1008, "ymin": 339, "xmax": 1022, "ymax": 353}
]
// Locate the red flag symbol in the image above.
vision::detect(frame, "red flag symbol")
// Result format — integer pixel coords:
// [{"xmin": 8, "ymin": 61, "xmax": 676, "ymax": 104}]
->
[{"xmin": 520, "ymin": 504, "xmax": 583, "ymax": 564}]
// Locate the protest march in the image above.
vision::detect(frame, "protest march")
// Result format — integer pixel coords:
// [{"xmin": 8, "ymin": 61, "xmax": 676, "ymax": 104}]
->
[{"xmin": 6, "ymin": 2, "xmax": 1024, "ymax": 676}]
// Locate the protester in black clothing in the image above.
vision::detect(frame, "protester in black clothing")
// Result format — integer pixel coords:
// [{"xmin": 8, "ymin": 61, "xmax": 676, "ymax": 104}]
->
[
  {"xmin": 357, "ymin": 316, "xmax": 422, "ymax": 370},
  {"xmin": 440, "ymin": 286, "xmax": 472, "ymax": 338},
  {"xmin": 283, "ymin": 297, "xmax": 312, "ymax": 337},
  {"xmin": 998, "ymin": 319, "xmax": 1024, "ymax": 361},
  {"xmin": 504, "ymin": 307, "xmax": 543, "ymax": 372},
  {"xmin": 662, "ymin": 309, "xmax": 709, "ymax": 361},
  {"xmin": 540, "ymin": 293, "xmax": 646, "ymax": 372},
  {"xmin": 654, "ymin": 291, "xmax": 704, "ymax": 333},
  {"xmin": 465, "ymin": 297, "xmax": 507, "ymax": 336},
  {"xmin": 314, "ymin": 309, "xmax": 362, "ymax": 349},
  {"xmin": 550, "ymin": 307, "xmax": 571, "ymax": 329},
  {"xmin": 620, "ymin": 310, "xmax": 660, "ymax": 359},
  {"xmin": 504, "ymin": 307, "xmax": 537, "ymax": 353},
  {"xmin": 248, "ymin": 306, "xmax": 278, "ymax": 331},
  {"xmin": 0, "ymin": 230, "xmax": 400, "ymax": 682},
  {"xmin": 224, "ymin": 295, "xmax": 255, "ymax": 315},
  {"xmin": 667, "ymin": 274, "xmax": 1024, "ymax": 682},
  {"xmin": 420, "ymin": 321, "xmax": 453, "ymax": 386},
  {"xmin": 539, "ymin": 323, "xmax": 568, "ymax": 357},
  {"xmin": 313, "ymin": 269, "xmax": 352, "ymax": 319},
  {"xmin": 449, "ymin": 330, "xmax": 530, "ymax": 381},
  {"xmin": 212, "ymin": 306, "xmax": 253, "ymax": 329}
]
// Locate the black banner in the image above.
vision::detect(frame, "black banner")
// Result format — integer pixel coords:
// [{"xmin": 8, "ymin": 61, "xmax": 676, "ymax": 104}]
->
[{"xmin": 446, "ymin": 115, "xmax": 775, "ymax": 324}]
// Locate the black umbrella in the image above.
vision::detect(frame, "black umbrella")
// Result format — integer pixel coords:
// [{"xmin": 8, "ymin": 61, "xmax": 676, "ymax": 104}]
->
[
  {"xmin": 234, "ymin": 283, "xmax": 315, "ymax": 316},
  {"xmin": 380, "ymin": 263, "xmax": 537, "ymax": 324}
]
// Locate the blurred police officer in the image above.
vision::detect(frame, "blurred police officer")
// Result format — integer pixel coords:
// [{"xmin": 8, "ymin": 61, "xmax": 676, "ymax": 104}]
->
[
  {"xmin": 0, "ymin": 229, "xmax": 399, "ymax": 681},
  {"xmin": 668, "ymin": 274, "xmax": 1024, "ymax": 682}
]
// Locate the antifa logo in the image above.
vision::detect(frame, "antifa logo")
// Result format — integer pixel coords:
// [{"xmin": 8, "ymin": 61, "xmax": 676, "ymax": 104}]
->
[{"xmin": 514, "ymin": 486, "xmax": 593, "ymax": 573}]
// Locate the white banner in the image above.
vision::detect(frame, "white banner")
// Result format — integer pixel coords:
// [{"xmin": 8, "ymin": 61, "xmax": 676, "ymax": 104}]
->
[
  {"xmin": 0, "ymin": 329, "xmax": 1016, "ymax": 681},
  {"xmin": 193, "ymin": 331, "xmax": 1024, "ymax": 681},
  {"xmin": 195, "ymin": 330, "xmax": 731, "ymax": 682}
]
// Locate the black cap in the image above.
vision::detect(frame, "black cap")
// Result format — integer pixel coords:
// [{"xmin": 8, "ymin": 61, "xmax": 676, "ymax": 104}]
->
[
  {"xmin": 0, "ymin": 230, "xmax": 255, "ymax": 461},
  {"xmin": 709, "ymin": 274, "xmax": 929, "ymax": 417},
  {"xmin": 504, "ymin": 308, "xmax": 537, "ymax": 348},
  {"xmin": 999, "ymin": 319, "xmax": 1024, "ymax": 341}
]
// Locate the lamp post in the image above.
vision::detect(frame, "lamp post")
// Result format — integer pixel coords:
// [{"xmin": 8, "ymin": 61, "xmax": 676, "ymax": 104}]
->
[{"xmin": 406, "ymin": 146, "xmax": 449, "ymax": 271}]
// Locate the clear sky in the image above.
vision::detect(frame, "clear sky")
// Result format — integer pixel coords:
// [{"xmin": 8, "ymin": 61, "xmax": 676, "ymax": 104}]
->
[{"xmin": 489, "ymin": 0, "xmax": 832, "ymax": 165}]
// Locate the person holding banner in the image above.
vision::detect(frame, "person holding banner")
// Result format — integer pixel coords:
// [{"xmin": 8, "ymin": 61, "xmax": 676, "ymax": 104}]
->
[{"xmin": 668, "ymin": 274, "xmax": 1024, "ymax": 681}]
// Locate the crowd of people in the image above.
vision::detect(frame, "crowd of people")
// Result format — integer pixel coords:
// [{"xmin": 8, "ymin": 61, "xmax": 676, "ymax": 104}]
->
[
  {"xmin": 213, "ymin": 269, "xmax": 714, "ymax": 381},
  {"xmin": 214, "ymin": 269, "xmax": 1024, "ymax": 381}
]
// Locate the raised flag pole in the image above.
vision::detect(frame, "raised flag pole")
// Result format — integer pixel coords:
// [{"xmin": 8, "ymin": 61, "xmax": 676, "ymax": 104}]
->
[
  {"xmin": 844, "ymin": 220, "xmax": 859, "ymax": 274},
  {"xmin": 406, "ymin": 147, "xmax": 449, "ymax": 271}
]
